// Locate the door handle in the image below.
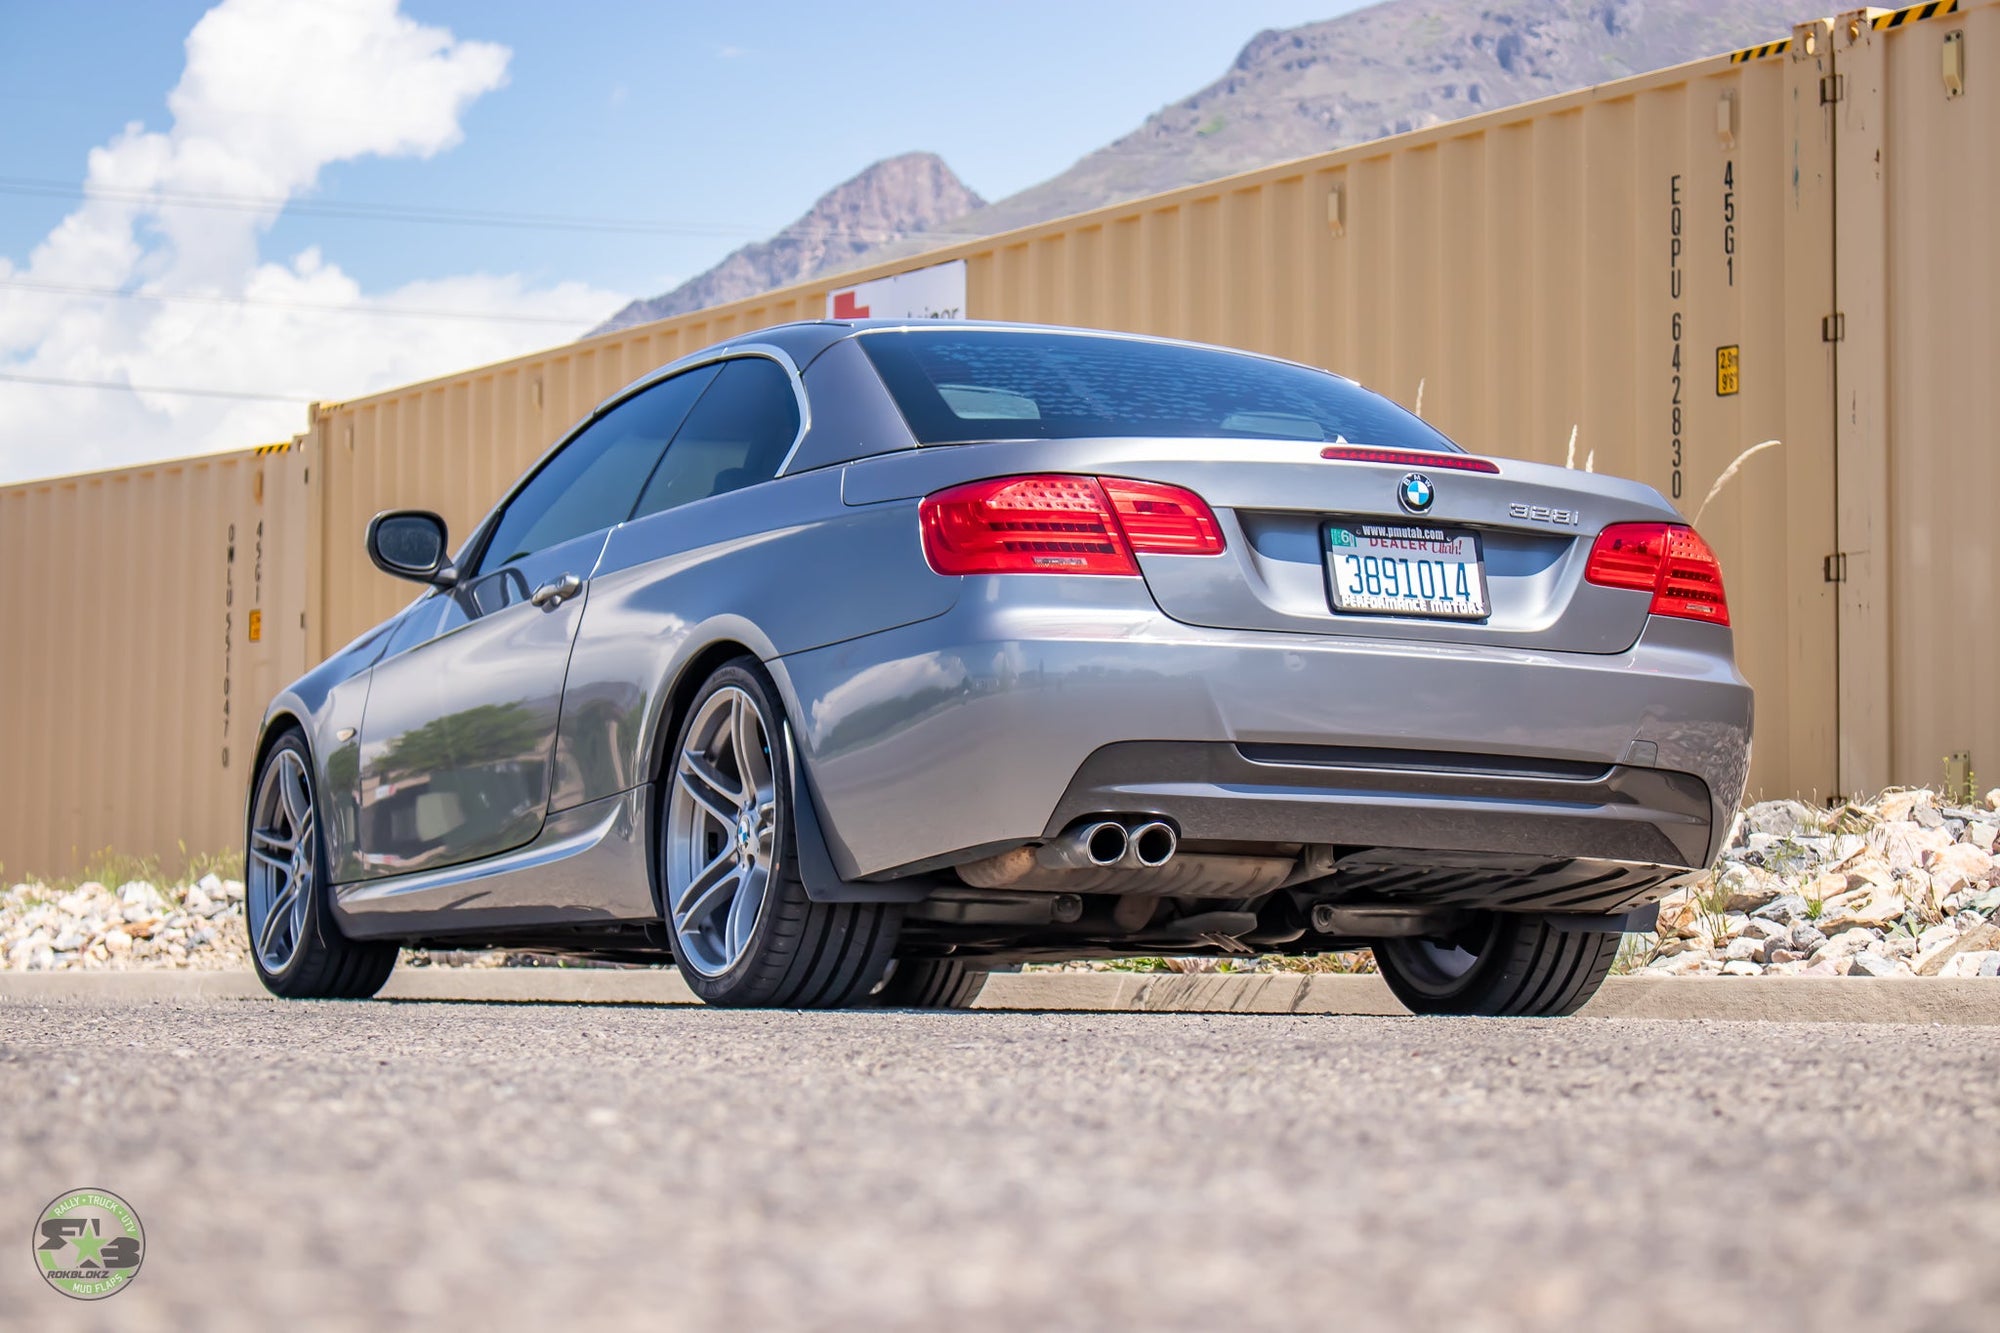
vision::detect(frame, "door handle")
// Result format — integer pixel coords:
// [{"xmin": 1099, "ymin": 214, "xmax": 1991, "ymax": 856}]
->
[{"xmin": 529, "ymin": 573, "xmax": 582, "ymax": 608}]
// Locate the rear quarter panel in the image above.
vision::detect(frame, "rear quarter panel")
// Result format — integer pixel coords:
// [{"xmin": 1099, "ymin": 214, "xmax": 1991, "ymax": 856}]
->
[{"xmin": 550, "ymin": 465, "xmax": 958, "ymax": 810}]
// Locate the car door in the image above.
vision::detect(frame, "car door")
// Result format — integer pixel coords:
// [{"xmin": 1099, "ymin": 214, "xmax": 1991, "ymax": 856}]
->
[
  {"xmin": 351, "ymin": 364, "xmax": 719, "ymax": 878},
  {"xmin": 547, "ymin": 355, "xmax": 810, "ymax": 808}
]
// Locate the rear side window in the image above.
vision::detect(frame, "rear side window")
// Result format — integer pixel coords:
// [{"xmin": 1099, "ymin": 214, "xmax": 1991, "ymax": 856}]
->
[
  {"xmin": 859, "ymin": 329, "xmax": 1462, "ymax": 452},
  {"xmin": 477, "ymin": 363, "xmax": 719, "ymax": 572},
  {"xmin": 631, "ymin": 357, "xmax": 801, "ymax": 519}
]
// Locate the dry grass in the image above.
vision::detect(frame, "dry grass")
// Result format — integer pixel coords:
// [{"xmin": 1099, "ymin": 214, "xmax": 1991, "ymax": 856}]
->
[{"xmin": 1693, "ymin": 439, "xmax": 1781, "ymax": 525}]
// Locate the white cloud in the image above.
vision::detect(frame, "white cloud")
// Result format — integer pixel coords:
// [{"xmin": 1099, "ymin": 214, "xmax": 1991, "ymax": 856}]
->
[{"xmin": 0, "ymin": 0, "xmax": 625, "ymax": 482}]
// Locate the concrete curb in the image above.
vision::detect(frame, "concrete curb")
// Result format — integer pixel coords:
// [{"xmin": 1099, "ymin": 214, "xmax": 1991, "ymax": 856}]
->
[{"xmin": 1, "ymin": 968, "xmax": 1997, "ymax": 1022}]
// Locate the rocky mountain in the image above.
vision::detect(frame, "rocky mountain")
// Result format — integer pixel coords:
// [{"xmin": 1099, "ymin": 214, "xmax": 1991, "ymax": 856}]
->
[
  {"xmin": 598, "ymin": 0, "xmax": 1798, "ymax": 329},
  {"xmin": 590, "ymin": 152, "xmax": 984, "ymax": 334},
  {"xmin": 933, "ymin": 0, "xmax": 1798, "ymax": 243}
]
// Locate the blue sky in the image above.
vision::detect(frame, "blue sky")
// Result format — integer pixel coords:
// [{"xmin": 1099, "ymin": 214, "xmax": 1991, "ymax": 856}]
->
[{"xmin": 1, "ymin": 1, "xmax": 1362, "ymax": 304}]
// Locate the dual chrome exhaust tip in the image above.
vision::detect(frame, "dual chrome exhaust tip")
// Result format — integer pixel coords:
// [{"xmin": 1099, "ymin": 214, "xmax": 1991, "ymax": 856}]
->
[{"xmin": 1039, "ymin": 816, "xmax": 1179, "ymax": 872}]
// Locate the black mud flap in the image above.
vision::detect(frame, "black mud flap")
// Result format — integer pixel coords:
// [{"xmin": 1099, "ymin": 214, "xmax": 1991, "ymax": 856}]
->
[{"xmin": 785, "ymin": 722, "xmax": 930, "ymax": 905}]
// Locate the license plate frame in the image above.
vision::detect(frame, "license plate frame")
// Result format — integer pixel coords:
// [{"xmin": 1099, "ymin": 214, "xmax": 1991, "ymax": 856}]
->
[{"xmin": 1323, "ymin": 521, "xmax": 1490, "ymax": 621}]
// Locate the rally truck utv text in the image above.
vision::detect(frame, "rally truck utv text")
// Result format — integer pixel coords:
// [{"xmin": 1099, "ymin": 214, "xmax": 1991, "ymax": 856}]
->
[{"xmin": 246, "ymin": 322, "xmax": 1751, "ymax": 1016}]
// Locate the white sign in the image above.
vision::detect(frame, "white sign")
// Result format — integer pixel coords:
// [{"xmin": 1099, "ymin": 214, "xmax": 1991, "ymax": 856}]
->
[{"xmin": 826, "ymin": 259, "xmax": 967, "ymax": 322}]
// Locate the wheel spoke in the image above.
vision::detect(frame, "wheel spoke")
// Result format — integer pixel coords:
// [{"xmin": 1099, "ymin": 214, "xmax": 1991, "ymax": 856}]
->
[
  {"xmin": 258, "ymin": 879, "xmax": 299, "ymax": 960},
  {"xmin": 731, "ymin": 694, "xmax": 769, "ymax": 797},
  {"xmin": 724, "ymin": 862, "xmax": 768, "ymax": 959},
  {"xmin": 278, "ymin": 755, "xmax": 310, "ymax": 830},
  {"xmin": 676, "ymin": 765, "xmax": 738, "ymax": 831},
  {"xmin": 251, "ymin": 825, "xmax": 296, "ymax": 854},
  {"xmin": 249, "ymin": 847, "xmax": 290, "ymax": 875},
  {"xmin": 681, "ymin": 747, "xmax": 744, "ymax": 809},
  {"xmin": 674, "ymin": 847, "xmax": 739, "ymax": 931}
]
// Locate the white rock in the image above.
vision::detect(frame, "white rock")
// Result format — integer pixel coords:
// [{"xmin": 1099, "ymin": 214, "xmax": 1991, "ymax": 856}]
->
[
  {"xmin": 1878, "ymin": 791, "xmax": 1936, "ymax": 822},
  {"xmin": 52, "ymin": 929, "xmax": 84, "ymax": 952},
  {"xmin": 1915, "ymin": 923, "xmax": 1959, "ymax": 960},
  {"xmin": 1940, "ymin": 950, "xmax": 2000, "ymax": 978},
  {"xmin": 1721, "ymin": 960, "xmax": 1762, "ymax": 977},
  {"xmin": 1724, "ymin": 936, "xmax": 1763, "ymax": 962},
  {"xmin": 1846, "ymin": 952, "xmax": 1910, "ymax": 978},
  {"xmin": 102, "ymin": 928, "xmax": 133, "ymax": 953},
  {"xmin": 1749, "ymin": 800, "xmax": 1823, "ymax": 837},
  {"xmin": 1927, "ymin": 843, "xmax": 1994, "ymax": 896},
  {"xmin": 1819, "ymin": 888, "xmax": 1907, "ymax": 933},
  {"xmin": 1984, "ymin": 788, "xmax": 2000, "ymax": 812}
]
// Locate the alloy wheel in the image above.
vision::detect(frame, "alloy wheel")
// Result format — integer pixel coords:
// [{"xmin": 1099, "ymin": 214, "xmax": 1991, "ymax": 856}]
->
[
  {"xmin": 248, "ymin": 747, "xmax": 317, "ymax": 975},
  {"xmin": 666, "ymin": 685, "xmax": 779, "ymax": 977}
]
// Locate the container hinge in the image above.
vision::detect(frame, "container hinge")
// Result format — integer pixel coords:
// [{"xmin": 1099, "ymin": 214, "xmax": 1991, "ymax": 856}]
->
[
  {"xmin": 1820, "ymin": 73, "xmax": 1844, "ymax": 104},
  {"xmin": 1823, "ymin": 552, "xmax": 1848, "ymax": 583},
  {"xmin": 1822, "ymin": 312, "xmax": 1845, "ymax": 342}
]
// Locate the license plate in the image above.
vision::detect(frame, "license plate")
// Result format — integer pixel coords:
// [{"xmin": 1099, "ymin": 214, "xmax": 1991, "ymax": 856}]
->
[{"xmin": 1324, "ymin": 522, "xmax": 1489, "ymax": 620}]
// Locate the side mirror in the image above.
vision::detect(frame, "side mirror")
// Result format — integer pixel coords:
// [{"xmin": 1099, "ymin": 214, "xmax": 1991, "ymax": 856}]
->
[{"xmin": 366, "ymin": 510, "xmax": 458, "ymax": 587}]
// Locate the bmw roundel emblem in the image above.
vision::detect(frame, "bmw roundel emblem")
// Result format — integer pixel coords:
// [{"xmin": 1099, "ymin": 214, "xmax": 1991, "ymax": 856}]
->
[{"xmin": 1398, "ymin": 472, "xmax": 1435, "ymax": 514}]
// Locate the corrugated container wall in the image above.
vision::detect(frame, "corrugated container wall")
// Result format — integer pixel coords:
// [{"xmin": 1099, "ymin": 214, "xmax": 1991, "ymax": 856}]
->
[
  {"xmin": 1831, "ymin": 0, "xmax": 1999, "ymax": 798},
  {"xmin": 0, "ymin": 446, "xmax": 311, "ymax": 876},
  {"xmin": 306, "ymin": 33, "xmax": 1841, "ymax": 800},
  {"xmin": 14, "ymin": 2, "xmax": 1996, "ymax": 875}
]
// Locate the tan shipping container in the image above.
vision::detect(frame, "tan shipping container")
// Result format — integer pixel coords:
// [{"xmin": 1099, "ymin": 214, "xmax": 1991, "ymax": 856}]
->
[
  {"xmin": 306, "ymin": 29, "xmax": 1841, "ymax": 799},
  {"xmin": 0, "ymin": 444, "xmax": 310, "ymax": 877},
  {"xmin": 1832, "ymin": 0, "xmax": 2000, "ymax": 797}
]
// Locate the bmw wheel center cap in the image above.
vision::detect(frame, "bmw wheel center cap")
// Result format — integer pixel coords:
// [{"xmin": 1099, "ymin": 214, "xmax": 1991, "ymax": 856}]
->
[{"xmin": 1398, "ymin": 472, "xmax": 1435, "ymax": 514}]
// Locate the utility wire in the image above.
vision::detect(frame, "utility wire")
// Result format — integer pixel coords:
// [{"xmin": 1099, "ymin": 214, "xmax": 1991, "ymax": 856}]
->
[
  {"xmin": 0, "ymin": 277, "xmax": 603, "ymax": 326},
  {"xmin": 0, "ymin": 371, "xmax": 315, "ymax": 403},
  {"xmin": 0, "ymin": 175, "xmax": 994, "ymax": 243}
]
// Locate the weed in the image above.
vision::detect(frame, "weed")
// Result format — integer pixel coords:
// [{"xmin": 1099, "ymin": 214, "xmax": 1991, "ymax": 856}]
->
[
  {"xmin": 1691, "ymin": 871, "xmax": 1734, "ymax": 942},
  {"xmin": 1611, "ymin": 932, "xmax": 1659, "ymax": 975},
  {"xmin": 1102, "ymin": 957, "xmax": 1171, "ymax": 973}
]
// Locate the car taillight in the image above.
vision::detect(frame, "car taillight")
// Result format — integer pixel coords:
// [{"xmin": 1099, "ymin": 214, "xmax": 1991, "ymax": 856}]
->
[
  {"xmin": 918, "ymin": 474, "xmax": 1224, "ymax": 575},
  {"xmin": 1584, "ymin": 522, "xmax": 1730, "ymax": 626},
  {"xmin": 1099, "ymin": 478, "xmax": 1226, "ymax": 556}
]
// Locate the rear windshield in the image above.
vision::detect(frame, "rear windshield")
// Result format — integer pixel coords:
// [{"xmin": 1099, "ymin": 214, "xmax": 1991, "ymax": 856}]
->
[{"xmin": 858, "ymin": 328, "xmax": 1462, "ymax": 452}]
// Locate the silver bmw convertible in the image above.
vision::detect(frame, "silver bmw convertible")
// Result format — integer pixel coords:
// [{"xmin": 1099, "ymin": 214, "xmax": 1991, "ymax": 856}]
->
[{"xmin": 247, "ymin": 320, "xmax": 1751, "ymax": 1016}]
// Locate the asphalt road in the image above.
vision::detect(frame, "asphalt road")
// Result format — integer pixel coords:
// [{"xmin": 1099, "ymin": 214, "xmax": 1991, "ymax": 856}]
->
[{"xmin": 3, "ymin": 998, "xmax": 1996, "ymax": 1331}]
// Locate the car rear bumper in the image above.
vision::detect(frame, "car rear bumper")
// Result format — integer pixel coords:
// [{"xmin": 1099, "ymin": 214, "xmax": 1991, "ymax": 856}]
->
[{"xmin": 771, "ymin": 578, "xmax": 1752, "ymax": 885}]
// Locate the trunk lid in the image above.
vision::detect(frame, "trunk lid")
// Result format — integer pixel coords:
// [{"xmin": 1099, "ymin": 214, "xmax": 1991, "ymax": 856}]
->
[{"xmin": 1125, "ymin": 445, "xmax": 1678, "ymax": 653}]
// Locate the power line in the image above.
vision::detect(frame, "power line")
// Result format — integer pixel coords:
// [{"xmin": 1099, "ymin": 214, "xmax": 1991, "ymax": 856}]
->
[
  {"xmin": 0, "ymin": 371, "xmax": 314, "ymax": 404},
  {"xmin": 0, "ymin": 277, "xmax": 603, "ymax": 327},
  {"xmin": 0, "ymin": 175, "xmax": 994, "ymax": 243}
]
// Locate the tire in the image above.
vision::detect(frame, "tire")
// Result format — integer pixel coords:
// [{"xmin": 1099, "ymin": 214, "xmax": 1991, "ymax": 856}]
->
[
  {"xmin": 873, "ymin": 958, "xmax": 988, "ymax": 1009},
  {"xmin": 660, "ymin": 658, "xmax": 900, "ymax": 1008},
  {"xmin": 245, "ymin": 729, "xmax": 398, "ymax": 999},
  {"xmin": 1374, "ymin": 912, "xmax": 1619, "ymax": 1017}
]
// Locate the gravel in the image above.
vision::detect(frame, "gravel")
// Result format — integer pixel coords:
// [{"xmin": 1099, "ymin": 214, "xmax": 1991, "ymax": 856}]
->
[
  {"xmin": 8, "ymin": 786, "xmax": 1998, "ymax": 980},
  {"xmin": 1639, "ymin": 787, "xmax": 2000, "ymax": 980},
  {"xmin": 1, "ymin": 998, "xmax": 1996, "ymax": 1330}
]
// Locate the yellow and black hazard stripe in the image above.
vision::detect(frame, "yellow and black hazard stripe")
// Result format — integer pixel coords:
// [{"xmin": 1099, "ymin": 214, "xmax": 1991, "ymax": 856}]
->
[
  {"xmin": 1874, "ymin": 0, "xmax": 1958, "ymax": 30},
  {"xmin": 1729, "ymin": 36, "xmax": 1791, "ymax": 64},
  {"xmin": 252, "ymin": 442, "xmax": 290, "ymax": 456}
]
